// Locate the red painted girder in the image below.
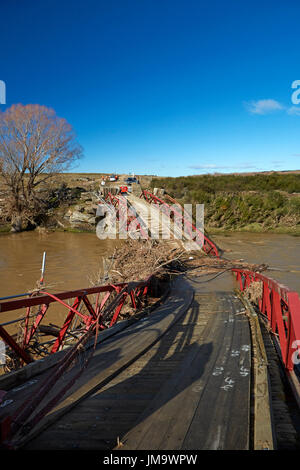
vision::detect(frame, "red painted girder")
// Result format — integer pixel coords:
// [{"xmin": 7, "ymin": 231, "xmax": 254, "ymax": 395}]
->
[
  {"xmin": 0, "ymin": 283, "xmax": 129, "ymax": 314},
  {"xmin": 232, "ymin": 268, "xmax": 300, "ymax": 370},
  {"xmin": 0, "ymin": 325, "xmax": 33, "ymax": 365}
]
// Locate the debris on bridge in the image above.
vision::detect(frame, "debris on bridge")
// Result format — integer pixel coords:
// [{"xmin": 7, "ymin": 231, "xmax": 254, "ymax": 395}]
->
[
  {"xmin": 92, "ymin": 238, "xmax": 266, "ymax": 286},
  {"xmin": 95, "ymin": 239, "xmax": 186, "ymax": 284},
  {"xmin": 242, "ymin": 279, "xmax": 263, "ymax": 304}
]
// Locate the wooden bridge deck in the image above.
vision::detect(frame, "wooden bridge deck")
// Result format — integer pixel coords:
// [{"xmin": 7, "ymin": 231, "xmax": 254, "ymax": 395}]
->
[
  {"xmin": 0, "ymin": 276, "xmax": 252, "ymax": 451},
  {"xmin": 118, "ymin": 290, "xmax": 251, "ymax": 451}
]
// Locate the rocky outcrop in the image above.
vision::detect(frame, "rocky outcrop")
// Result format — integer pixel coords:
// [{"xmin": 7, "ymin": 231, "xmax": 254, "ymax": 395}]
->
[
  {"xmin": 68, "ymin": 210, "xmax": 96, "ymax": 226},
  {"xmin": 62, "ymin": 192, "xmax": 99, "ymax": 230}
]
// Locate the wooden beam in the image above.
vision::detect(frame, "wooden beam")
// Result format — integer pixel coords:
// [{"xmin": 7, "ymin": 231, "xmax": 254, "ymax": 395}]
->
[{"xmin": 237, "ymin": 290, "xmax": 275, "ymax": 450}]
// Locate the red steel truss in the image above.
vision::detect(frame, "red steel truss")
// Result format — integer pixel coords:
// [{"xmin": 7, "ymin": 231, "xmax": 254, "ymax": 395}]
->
[
  {"xmin": 105, "ymin": 192, "xmax": 148, "ymax": 239},
  {"xmin": 140, "ymin": 189, "xmax": 220, "ymax": 257},
  {"xmin": 233, "ymin": 268, "xmax": 300, "ymax": 371},
  {"xmin": 0, "ymin": 278, "xmax": 152, "ymax": 366},
  {"xmin": 0, "ymin": 277, "xmax": 152, "ymax": 447}
]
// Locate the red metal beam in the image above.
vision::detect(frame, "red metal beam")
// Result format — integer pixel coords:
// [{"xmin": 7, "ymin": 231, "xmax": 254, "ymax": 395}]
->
[
  {"xmin": 0, "ymin": 325, "xmax": 33, "ymax": 365},
  {"xmin": 24, "ymin": 304, "xmax": 49, "ymax": 346},
  {"xmin": 51, "ymin": 297, "xmax": 82, "ymax": 354},
  {"xmin": 109, "ymin": 292, "xmax": 128, "ymax": 327}
]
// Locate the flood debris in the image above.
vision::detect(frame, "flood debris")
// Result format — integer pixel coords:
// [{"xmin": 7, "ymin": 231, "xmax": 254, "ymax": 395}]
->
[
  {"xmin": 89, "ymin": 238, "xmax": 267, "ymax": 321},
  {"xmin": 93, "ymin": 239, "xmax": 186, "ymax": 285},
  {"xmin": 243, "ymin": 280, "xmax": 263, "ymax": 304},
  {"xmin": 93, "ymin": 238, "xmax": 267, "ymax": 285}
]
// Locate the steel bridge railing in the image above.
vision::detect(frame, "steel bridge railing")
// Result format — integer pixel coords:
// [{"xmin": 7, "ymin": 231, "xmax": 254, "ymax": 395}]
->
[
  {"xmin": 233, "ymin": 268, "xmax": 300, "ymax": 371},
  {"xmin": 140, "ymin": 189, "xmax": 221, "ymax": 257}
]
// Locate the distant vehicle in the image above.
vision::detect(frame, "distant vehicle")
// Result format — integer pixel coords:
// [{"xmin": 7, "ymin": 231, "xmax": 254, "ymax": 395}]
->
[
  {"xmin": 119, "ymin": 186, "xmax": 128, "ymax": 194},
  {"xmin": 125, "ymin": 176, "xmax": 139, "ymax": 184},
  {"xmin": 109, "ymin": 174, "xmax": 118, "ymax": 182}
]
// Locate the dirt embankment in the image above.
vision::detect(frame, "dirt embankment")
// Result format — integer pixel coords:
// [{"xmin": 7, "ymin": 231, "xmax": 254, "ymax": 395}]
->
[{"xmin": 0, "ymin": 173, "xmax": 154, "ymax": 233}]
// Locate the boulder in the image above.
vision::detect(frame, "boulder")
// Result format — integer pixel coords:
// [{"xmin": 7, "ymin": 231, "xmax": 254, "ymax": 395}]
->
[
  {"xmin": 70, "ymin": 211, "xmax": 91, "ymax": 224},
  {"xmin": 68, "ymin": 210, "xmax": 96, "ymax": 227},
  {"xmin": 74, "ymin": 204, "xmax": 86, "ymax": 213},
  {"xmin": 84, "ymin": 204, "xmax": 98, "ymax": 215}
]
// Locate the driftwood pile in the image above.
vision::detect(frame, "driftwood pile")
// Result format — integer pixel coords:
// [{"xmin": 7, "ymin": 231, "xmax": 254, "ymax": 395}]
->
[
  {"xmin": 91, "ymin": 238, "xmax": 267, "ymax": 294},
  {"xmin": 91, "ymin": 239, "xmax": 186, "ymax": 285}
]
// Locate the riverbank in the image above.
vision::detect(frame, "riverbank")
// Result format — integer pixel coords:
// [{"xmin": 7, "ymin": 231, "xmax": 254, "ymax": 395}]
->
[
  {"xmin": 2, "ymin": 223, "xmax": 299, "ymax": 236},
  {"xmin": 150, "ymin": 173, "xmax": 300, "ymax": 234},
  {"xmin": 207, "ymin": 225, "xmax": 300, "ymax": 235},
  {"xmin": 0, "ymin": 172, "xmax": 152, "ymax": 233}
]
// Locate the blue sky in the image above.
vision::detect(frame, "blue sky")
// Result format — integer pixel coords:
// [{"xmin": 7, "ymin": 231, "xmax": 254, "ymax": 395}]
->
[{"xmin": 1, "ymin": 0, "xmax": 300, "ymax": 176}]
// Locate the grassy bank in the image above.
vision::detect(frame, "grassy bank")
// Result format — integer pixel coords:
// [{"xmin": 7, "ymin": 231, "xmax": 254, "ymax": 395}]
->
[{"xmin": 150, "ymin": 173, "xmax": 300, "ymax": 234}]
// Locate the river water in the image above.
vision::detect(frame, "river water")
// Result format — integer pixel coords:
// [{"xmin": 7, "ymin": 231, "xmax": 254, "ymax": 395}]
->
[
  {"xmin": 0, "ymin": 231, "xmax": 122, "ymax": 299},
  {"xmin": 0, "ymin": 231, "xmax": 299, "ymax": 329},
  {"xmin": 214, "ymin": 232, "xmax": 300, "ymax": 294},
  {"xmin": 0, "ymin": 231, "xmax": 122, "ymax": 331}
]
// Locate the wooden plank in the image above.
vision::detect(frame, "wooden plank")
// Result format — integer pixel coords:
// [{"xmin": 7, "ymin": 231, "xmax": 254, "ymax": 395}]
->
[
  {"xmin": 182, "ymin": 295, "xmax": 250, "ymax": 450},
  {"xmin": 0, "ymin": 300, "xmax": 155, "ymax": 391},
  {"xmin": 118, "ymin": 294, "xmax": 251, "ymax": 451},
  {"xmin": 0, "ymin": 278, "xmax": 190, "ymax": 420},
  {"xmin": 3, "ymin": 287, "xmax": 253, "ymax": 451},
  {"xmin": 165, "ymin": 296, "xmax": 236, "ymax": 450},
  {"xmin": 237, "ymin": 292, "xmax": 274, "ymax": 450},
  {"xmin": 222, "ymin": 298, "xmax": 251, "ymax": 449},
  {"xmin": 118, "ymin": 294, "xmax": 231, "ymax": 450}
]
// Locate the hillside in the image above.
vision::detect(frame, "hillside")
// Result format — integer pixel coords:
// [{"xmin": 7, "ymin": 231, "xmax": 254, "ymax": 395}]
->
[{"xmin": 150, "ymin": 173, "xmax": 300, "ymax": 234}]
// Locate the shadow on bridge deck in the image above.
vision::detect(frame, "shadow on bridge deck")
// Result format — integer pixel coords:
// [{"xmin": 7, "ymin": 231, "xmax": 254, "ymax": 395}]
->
[{"xmin": 21, "ymin": 276, "xmax": 251, "ymax": 451}]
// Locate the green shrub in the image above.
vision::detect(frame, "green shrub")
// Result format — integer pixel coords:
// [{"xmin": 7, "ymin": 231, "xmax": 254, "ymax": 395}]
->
[{"xmin": 149, "ymin": 172, "xmax": 300, "ymax": 231}]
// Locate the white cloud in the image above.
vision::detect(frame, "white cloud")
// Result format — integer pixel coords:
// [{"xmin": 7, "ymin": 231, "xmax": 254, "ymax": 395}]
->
[
  {"xmin": 245, "ymin": 99, "xmax": 285, "ymax": 115},
  {"xmin": 245, "ymin": 99, "xmax": 300, "ymax": 117},
  {"xmin": 189, "ymin": 164, "xmax": 227, "ymax": 169},
  {"xmin": 287, "ymin": 106, "xmax": 300, "ymax": 116},
  {"xmin": 189, "ymin": 163, "xmax": 257, "ymax": 171}
]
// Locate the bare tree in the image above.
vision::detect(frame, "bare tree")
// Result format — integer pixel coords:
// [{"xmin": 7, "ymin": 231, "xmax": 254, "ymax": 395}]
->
[{"xmin": 0, "ymin": 104, "xmax": 83, "ymax": 231}]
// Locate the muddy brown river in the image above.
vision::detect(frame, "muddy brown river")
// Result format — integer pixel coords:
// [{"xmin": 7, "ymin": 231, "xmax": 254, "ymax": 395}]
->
[
  {"xmin": 0, "ymin": 232, "xmax": 122, "ymax": 331},
  {"xmin": 0, "ymin": 231, "xmax": 299, "ymax": 332},
  {"xmin": 214, "ymin": 232, "xmax": 300, "ymax": 294},
  {"xmin": 0, "ymin": 231, "xmax": 122, "ymax": 298}
]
